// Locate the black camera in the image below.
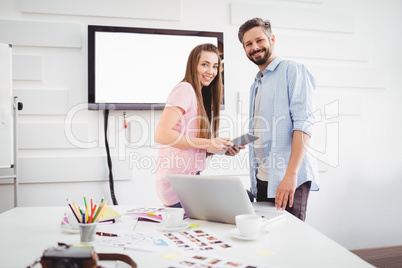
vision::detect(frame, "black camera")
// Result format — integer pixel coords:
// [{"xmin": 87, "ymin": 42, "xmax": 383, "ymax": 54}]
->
[
  {"xmin": 40, "ymin": 244, "xmax": 98, "ymax": 268},
  {"xmin": 33, "ymin": 243, "xmax": 137, "ymax": 268}
]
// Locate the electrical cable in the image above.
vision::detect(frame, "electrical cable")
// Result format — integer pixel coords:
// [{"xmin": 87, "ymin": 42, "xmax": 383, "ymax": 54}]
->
[{"xmin": 103, "ymin": 110, "xmax": 118, "ymax": 205}]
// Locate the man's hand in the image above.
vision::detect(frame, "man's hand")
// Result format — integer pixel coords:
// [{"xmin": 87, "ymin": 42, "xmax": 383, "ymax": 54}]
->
[
  {"xmin": 275, "ymin": 173, "xmax": 297, "ymax": 210},
  {"xmin": 275, "ymin": 130, "xmax": 309, "ymax": 210}
]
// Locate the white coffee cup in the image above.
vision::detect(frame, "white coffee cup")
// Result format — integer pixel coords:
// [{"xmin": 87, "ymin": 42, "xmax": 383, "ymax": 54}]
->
[
  {"xmin": 161, "ymin": 208, "xmax": 185, "ymax": 228},
  {"xmin": 235, "ymin": 214, "xmax": 267, "ymax": 237}
]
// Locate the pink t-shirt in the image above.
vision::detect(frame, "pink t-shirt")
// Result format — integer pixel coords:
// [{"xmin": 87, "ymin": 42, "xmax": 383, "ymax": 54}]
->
[{"xmin": 155, "ymin": 82, "xmax": 207, "ymax": 206}]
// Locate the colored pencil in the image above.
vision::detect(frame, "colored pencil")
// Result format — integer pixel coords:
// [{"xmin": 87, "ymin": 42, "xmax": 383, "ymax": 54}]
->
[
  {"xmin": 66, "ymin": 199, "xmax": 82, "ymax": 223},
  {"xmin": 72, "ymin": 202, "xmax": 82, "ymax": 221},
  {"xmin": 84, "ymin": 196, "xmax": 89, "ymax": 222},
  {"xmin": 88, "ymin": 202, "xmax": 97, "ymax": 223},
  {"xmin": 93, "ymin": 201, "xmax": 107, "ymax": 223},
  {"xmin": 94, "ymin": 204, "xmax": 108, "ymax": 223},
  {"xmin": 92, "ymin": 200, "xmax": 105, "ymax": 222}
]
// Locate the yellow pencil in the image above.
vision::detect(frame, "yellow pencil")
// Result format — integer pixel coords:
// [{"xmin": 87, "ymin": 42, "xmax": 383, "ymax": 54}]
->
[
  {"xmin": 85, "ymin": 205, "xmax": 89, "ymax": 223},
  {"xmin": 93, "ymin": 201, "xmax": 108, "ymax": 222},
  {"xmin": 96, "ymin": 204, "xmax": 108, "ymax": 222},
  {"xmin": 92, "ymin": 200, "xmax": 104, "ymax": 222}
]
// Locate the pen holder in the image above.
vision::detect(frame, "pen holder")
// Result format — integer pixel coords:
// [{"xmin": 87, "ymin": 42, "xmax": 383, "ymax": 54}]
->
[{"xmin": 78, "ymin": 223, "xmax": 98, "ymax": 244}]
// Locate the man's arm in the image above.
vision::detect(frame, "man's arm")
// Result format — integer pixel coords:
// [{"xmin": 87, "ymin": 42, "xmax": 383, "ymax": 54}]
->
[{"xmin": 275, "ymin": 130, "xmax": 310, "ymax": 210}]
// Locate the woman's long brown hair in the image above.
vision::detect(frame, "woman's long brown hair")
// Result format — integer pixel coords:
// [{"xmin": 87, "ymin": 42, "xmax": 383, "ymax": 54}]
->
[{"xmin": 182, "ymin": 44, "xmax": 223, "ymax": 157}]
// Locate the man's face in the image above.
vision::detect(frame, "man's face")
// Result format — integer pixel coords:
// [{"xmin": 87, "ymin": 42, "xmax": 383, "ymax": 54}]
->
[{"xmin": 242, "ymin": 26, "xmax": 274, "ymax": 67}]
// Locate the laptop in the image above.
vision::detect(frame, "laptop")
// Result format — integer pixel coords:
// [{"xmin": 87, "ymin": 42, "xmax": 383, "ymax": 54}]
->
[{"xmin": 167, "ymin": 174, "xmax": 285, "ymax": 224}]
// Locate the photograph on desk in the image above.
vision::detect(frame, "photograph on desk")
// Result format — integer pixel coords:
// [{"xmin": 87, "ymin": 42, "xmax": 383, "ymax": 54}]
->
[
  {"xmin": 169, "ymin": 253, "xmax": 271, "ymax": 268},
  {"xmin": 162, "ymin": 229, "xmax": 233, "ymax": 252}
]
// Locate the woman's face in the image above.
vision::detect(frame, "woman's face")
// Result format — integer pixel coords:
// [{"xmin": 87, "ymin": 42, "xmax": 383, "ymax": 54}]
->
[{"xmin": 197, "ymin": 51, "xmax": 219, "ymax": 88}]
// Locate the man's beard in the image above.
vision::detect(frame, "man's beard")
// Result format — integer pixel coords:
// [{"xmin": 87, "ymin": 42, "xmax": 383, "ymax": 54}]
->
[{"xmin": 247, "ymin": 48, "xmax": 271, "ymax": 66}]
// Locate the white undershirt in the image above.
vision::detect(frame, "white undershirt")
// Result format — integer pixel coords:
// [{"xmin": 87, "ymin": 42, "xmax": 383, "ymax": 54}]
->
[{"xmin": 253, "ymin": 82, "xmax": 268, "ymax": 182}]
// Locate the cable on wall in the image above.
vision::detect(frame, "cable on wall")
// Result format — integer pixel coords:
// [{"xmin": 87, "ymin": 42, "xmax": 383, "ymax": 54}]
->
[{"xmin": 103, "ymin": 109, "xmax": 118, "ymax": 205}]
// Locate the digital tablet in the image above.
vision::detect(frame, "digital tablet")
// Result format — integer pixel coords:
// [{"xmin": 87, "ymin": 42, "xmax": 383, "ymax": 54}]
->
[
  {"xmin": 216, "ymin": 133, "xmax": 259, "ymax": 155},
  {"xmin": 231, "ymin": 133, "xmax": 259, "ymax": 147}
]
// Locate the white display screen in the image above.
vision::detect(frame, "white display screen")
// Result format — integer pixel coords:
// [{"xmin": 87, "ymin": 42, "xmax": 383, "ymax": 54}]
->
[{"xmin": 88, "ymin": 26, "xmax": 223, "ymax": 110}]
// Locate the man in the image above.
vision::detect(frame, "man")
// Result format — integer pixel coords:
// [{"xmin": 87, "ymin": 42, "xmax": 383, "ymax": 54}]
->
[{"xmin": 238, "ymin": 18, "xmax": 319, "ymax": 221}]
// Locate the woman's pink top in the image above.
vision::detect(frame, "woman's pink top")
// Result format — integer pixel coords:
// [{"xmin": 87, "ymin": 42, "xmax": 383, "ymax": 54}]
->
[{"xmin": 155, "ymin": 82, "xmax": 206, "ymax": 206}]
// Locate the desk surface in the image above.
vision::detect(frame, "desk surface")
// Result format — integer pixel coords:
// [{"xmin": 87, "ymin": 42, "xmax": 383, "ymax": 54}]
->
[{"xmin": 0, "ymin": 206, "xmax": 372, "ymax": 268}]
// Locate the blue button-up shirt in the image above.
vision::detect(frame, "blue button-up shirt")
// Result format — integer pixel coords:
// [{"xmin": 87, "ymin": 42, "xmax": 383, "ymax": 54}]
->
[{"xmin": 249, "ymin": 56, "xmax": 319, "ymax": 198}]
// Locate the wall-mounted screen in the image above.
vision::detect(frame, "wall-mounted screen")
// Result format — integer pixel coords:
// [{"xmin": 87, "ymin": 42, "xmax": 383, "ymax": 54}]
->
[{"xmin": 88, "ymin": 25, "xmax": 224, "ymax": 110}]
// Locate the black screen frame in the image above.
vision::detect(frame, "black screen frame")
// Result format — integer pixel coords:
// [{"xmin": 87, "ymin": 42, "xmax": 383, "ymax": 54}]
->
[{"xmin": 88, "ymin": 25, "xmax": 224, "ymax": 110}]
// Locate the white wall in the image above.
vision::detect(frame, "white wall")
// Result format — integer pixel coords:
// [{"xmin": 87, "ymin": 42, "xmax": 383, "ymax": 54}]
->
[{"xmin": 0, "ymin": 0, "xmax": 401, "ymax": 250}]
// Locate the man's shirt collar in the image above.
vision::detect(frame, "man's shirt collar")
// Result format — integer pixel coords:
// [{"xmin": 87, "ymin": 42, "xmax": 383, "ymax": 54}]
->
[{"xmin": 255, "ymin": 56, "xmax": 283, "ymax": 80}]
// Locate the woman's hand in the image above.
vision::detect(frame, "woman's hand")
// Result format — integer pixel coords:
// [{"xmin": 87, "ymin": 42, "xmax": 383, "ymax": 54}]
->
[
  {"xmin": 207, "ymin": 137, "xmax": 233, "ymax": 153},
  {"xmin": 225, "ymin": 145, "xmax": 245, "ymax": 156}
]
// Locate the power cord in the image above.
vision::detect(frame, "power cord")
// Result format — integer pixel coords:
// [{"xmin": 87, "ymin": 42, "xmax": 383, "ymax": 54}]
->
[{"xmin": 103, "ymin": 110, "xmax": 118, "ymax": 205}]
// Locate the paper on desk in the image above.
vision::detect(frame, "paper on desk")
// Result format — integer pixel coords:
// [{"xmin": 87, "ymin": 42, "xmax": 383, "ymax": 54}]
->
[
  {"xmin": 94, "ymin": 232, "xmax": 168, "ymax": 252},
  {"xmin": 125, "ymin": 207, "xmax": 165, "ymax": 222},
  {"xmin": 99, "ymin": 206, "xmax": 120, "ymax": 221}
]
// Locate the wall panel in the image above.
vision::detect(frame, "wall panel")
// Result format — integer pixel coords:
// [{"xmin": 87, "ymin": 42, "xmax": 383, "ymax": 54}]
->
[
  {"xmin": 19, "ymin": 123, "xmax": 89, "ymax": 149},
  {"xmin": 315, "ymin": 92, "xmax": 364, "ymax": 116},
  {"xmin": 276, "ymin": 35, "xmax": 369, "ymax": 61},
  {"xmin": 13, "ymin": 55, "xmax": 42, "ymax": 81},
  {"xmin": 14, "ymin": 89, "xmax": 69, "ymax": 115},
  {"xmin": 238, "ymin": 91, "xmax": 364, "ymax": 116},
  {"xmin": 19, "ymin": 155, "xmax": 132, "ymax": 183},
  {"xmin": 21, "ymin": 0, "xmax": 181, "ymax": 21},
  {"xmin": 231, "ymin": 3, "xmax": 355, "ymax": 33},
  {"xmin": 0, "ymin": 20, "xmax": 81, "ymax": 48},
  {"xmin": 308, "ymin": 65, "xmax": 386, "ymax": 89}
]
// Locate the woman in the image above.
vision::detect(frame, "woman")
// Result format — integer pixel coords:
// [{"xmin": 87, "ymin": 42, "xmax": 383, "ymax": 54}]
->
[{"xmin": 154, "ymin": 43, "xmax": 239, "ymax": 207}]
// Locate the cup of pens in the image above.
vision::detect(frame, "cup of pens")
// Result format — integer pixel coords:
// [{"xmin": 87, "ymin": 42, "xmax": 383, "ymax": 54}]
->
[
  {"xmin": 78, "ymin": 222, "xmax": 97, "ymax": 243},
  {"xmin": 67, "ymin": 196, "xmax": 108, "ymax": 244}
]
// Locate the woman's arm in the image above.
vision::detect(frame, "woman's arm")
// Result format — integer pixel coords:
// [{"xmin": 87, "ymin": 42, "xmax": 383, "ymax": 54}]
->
[{"xmin": 155, "ymin": 106, "xmax": 231, "ymax": 153}]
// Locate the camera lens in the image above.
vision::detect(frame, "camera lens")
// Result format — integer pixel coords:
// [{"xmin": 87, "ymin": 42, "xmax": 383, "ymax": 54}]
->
[{"xmin": 54, "ymin": 258, "xmax": 79, "ymax": 268}]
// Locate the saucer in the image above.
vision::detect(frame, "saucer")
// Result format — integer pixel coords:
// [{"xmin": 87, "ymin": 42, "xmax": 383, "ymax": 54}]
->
[
  {"xmin": 60, "ymin": 225, "xmax": 79, "ymax": 234},
  {"xmin": 156, "ymin": 222, "xmax": 191, "ymax": 232},
  {"xmin": 229, "ymin": 228, "xmax": 269, "ymax": 240}
]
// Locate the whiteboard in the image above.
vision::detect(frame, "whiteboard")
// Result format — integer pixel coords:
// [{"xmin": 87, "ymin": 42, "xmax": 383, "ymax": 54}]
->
[{"xmin": 0, "ymin": 43, "xmax": 13, "ymax": 168}]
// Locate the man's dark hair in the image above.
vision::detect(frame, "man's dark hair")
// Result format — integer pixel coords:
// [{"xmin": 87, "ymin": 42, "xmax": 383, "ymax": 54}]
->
[{"xmin": 238, "ymin": 17, "xmax": 272, "ymax": 45}]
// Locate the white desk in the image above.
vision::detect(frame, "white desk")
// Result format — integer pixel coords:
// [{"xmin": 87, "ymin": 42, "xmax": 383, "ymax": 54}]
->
[{"xmin": 0, "ymin": 206, "xmax": 373, "ymax": 268}]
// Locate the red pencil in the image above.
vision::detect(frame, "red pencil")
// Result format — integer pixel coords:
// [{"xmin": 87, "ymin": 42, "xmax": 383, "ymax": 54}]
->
[{"xmin": 88, "ymin": 203, "xmax": 97, "ymax": 223}]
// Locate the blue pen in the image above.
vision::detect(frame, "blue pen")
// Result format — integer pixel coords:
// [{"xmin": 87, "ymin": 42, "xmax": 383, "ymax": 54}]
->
[{"xmin": 82, "ymin": 213, "xmax": 85, "ymax": 223}]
